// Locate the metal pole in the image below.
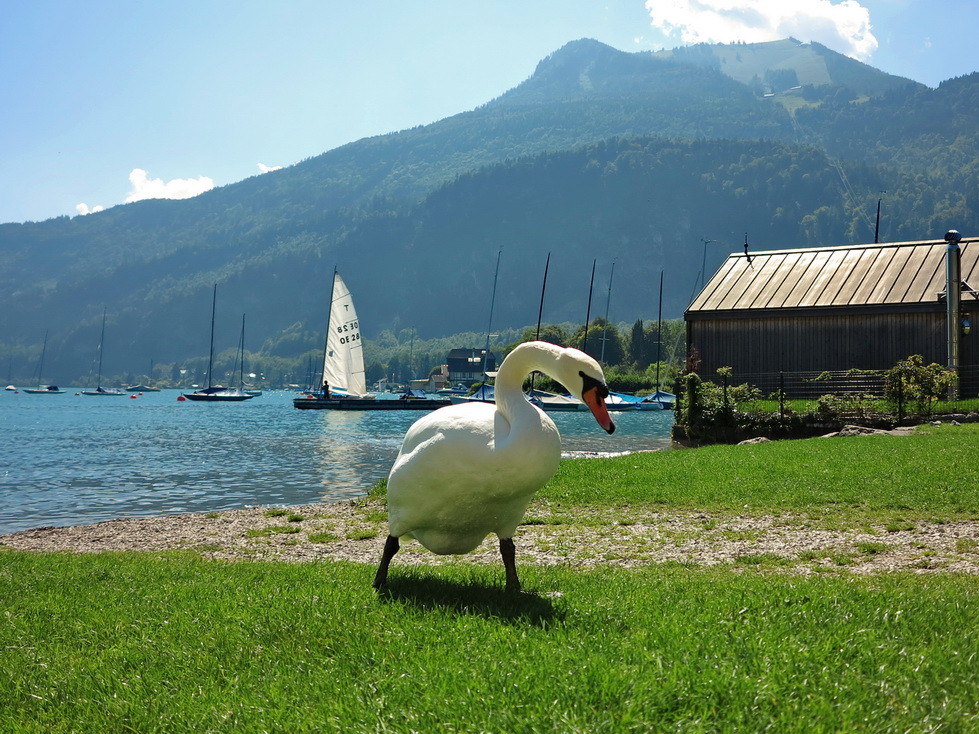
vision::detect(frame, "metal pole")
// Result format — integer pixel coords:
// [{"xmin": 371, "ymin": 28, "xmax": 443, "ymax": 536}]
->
[
  {"xmin": 779, "ymin": 371, "xmax": 785, "ymax": 417},
  {"xmin": 946, "ymin": 230, "xmax": 962, "ymax": 399},
  {"xmin": 874, "ymin": 198, "xmax": 882, "ymax": 243}
]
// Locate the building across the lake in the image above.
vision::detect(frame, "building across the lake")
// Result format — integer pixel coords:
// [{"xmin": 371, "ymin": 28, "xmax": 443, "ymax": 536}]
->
[
  {"xmin": 685, "ymin": 233, "xmax": 979, "ymax": 394},
  {"xmin": 446, "ymin": 348, "xmax": 497, "ymax": 385}
]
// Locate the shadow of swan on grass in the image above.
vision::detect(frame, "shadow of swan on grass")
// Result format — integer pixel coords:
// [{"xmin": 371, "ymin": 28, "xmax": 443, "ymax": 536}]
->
[{"xmin": 377, "ymin": 572, "xmax": 564, "ymax": 626}]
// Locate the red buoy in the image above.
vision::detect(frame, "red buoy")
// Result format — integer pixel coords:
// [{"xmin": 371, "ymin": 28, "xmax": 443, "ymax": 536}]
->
[{"xmin": 177, "ymin": 395, "xmax": 186, "ymax": 401}]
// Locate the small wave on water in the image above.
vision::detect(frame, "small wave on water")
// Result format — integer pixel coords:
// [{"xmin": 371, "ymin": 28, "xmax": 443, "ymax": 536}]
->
[{"xmin": 0, "ymin": 389, "xmax": 673, "ymax": 534}]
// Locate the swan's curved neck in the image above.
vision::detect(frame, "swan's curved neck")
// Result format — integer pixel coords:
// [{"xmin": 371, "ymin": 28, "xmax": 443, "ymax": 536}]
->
[{"xmin": 494, "ymin": 342, "xmax": 562, "ymax": 419}]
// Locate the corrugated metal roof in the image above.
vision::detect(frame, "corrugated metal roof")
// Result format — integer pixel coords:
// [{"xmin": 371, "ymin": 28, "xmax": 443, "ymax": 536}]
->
[{"xmin": 688, "ymin": 238, "xmax": 979, "ymax": 313}]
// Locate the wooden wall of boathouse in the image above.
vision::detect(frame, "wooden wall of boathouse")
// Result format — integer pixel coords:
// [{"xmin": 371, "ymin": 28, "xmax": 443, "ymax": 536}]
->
[{"xmin": 686, "ymin": 307, "xmax": 971, "ymax": 375}]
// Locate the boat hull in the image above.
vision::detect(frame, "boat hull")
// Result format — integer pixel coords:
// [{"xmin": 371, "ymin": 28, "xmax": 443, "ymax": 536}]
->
[
  {"xmin": 183, "ymin": 391, "xmax": 254, "ymax": 402},
  {"xmin": 535, "ymin": 401, "xmax": 586, "ymax": 412},
  {"xmin": 293, "ymin": 396, "xmax": 449, "ymax": 410}
]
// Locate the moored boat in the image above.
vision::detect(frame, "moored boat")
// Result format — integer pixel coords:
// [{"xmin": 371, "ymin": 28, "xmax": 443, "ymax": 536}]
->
[
  {"xmin": 294, "ymin": 270, "xmax": 448, "ymax": 411},
  {"xmin": 643, "ymin": 390, "xmax": 676, "ymax": 410},
  {"xmin": 526, "ymin": 389, "xmax": 587, "ymax": 412},
  {"xmin": 23, "ymin": 384, "xmax": 66, "ymax": 395},
  {"xmin": 24, "ymin": 331, "xmax": 66, "ymax": 395},
  {"xmin": 183, "ymin": 291, "xmax": 255, "ymax": 403},
  {"xmin": 81, "ymin": 311, "xmax": 126, "ymax": 396},
  {"xmin": 183, "ymin": 385, "xmax": 254, "ymax": 402}
]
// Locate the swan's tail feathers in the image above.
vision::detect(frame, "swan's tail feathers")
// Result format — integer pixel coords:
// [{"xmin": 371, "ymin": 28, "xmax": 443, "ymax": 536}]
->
[
  {"xmin": 500, "ymin": 537, "xmax": 521, "ymax": 592},
  {"xmin": 373, "ymin": 535, "xmax": 400, "ymax": 590}
]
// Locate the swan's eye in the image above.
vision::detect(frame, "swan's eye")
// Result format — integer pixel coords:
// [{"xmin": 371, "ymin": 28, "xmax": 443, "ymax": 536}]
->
[{"xmin": 579, "ymin": 371, "xmax": 609, "ymax": 399}]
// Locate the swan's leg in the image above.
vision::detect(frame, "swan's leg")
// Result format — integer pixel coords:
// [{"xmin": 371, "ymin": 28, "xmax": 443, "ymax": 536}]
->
[
  {"xmin": 500, "ymin": 537, "xmax": 521, "ymax": 592},
  {"xmin": 373, "ymin": 534, "xmax": 400, "ymax": 589}
]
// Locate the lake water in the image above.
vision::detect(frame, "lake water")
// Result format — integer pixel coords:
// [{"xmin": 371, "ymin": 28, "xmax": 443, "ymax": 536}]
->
[{"xmin": 0, "ymin": 389, "xmax": 673, "ymax": 535}]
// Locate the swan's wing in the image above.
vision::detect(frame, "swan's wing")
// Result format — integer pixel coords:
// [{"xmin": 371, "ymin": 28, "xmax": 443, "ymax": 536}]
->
[
  {"xmin": 395, "ymin": 402, "xmax": 498, "ymax": 457},
  {"xmin": 385, "ymin": 401, "xmax": 563, "ymax": 549}
]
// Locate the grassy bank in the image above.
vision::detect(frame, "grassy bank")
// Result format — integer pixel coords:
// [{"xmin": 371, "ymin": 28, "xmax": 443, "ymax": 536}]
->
[
  {"xmin": 2, "ymin": 424, "xmax": 978, "ymax": 731},
  {"xmin": 541, "ymin": 422, "xmax": 979, "ymax": 522}
]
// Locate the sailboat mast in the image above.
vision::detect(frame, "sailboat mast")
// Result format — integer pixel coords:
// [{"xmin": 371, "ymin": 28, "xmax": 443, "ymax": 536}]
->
[
  {"xmin": 600, "ymin": 261, "xmax": 615, "ymax": 363},
  {"xmin": 535, "ymin": 252, "xmax": 551, "ymax": 341},
  {"xmin": 530, "ymin": 252, "xmax": 551, "ymax": 392},
  {"xmin": 320, "ymin": 266, "xmax": 338, "ymax": 393},
  {"xmin": 237, "ymin": 313, "xmax": 246, "ymax": 389},
  {"xmin": 206, "ymin": 285, "xmax": 217, "ymax": 389},
  {"xmin": 96, "ymin": 309, "xmax": 107, "ymax": 388},
  {"xmin": 582, "ymin": 259, "xmax": 596, "ymax": 353},
  {"xmin": 37, "ymin": 330, "xmax": 49, "ymax": 383},
  {"xmin": 482, "ymin": 249, "xmax": 502, "ymax": 374},
  {"xmin": 655, "ymin": 270, "xmax": 664, "ymax": 390}
]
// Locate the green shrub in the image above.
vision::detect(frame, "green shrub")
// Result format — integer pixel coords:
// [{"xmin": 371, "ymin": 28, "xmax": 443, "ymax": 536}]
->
[{"xmin": 885, "ymin": 355, "xmax": 955, "ymax": 415}]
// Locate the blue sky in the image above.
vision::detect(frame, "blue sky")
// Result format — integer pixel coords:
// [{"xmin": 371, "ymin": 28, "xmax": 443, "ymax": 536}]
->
[{"xmin": 2, "ymin": 0, "xmax": 975, "ymax": 224}]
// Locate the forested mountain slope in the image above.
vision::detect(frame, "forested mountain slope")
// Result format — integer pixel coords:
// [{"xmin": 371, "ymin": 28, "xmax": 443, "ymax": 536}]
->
[{"xmin": 0, "ymin": 38, "xmax": 975, "ymax": 382}]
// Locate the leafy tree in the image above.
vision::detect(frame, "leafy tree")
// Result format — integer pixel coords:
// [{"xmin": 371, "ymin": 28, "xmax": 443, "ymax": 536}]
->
[
  {"xmin": 628, "ymin": 319, "xmax": 648, "ymax": 366},
  {"xmin": 570, "ymin": 318, "xmax": 624, "ymax": 365},
  {"xmin": 365, "ymin": 362, "xmax": 386, "ymax": 384},
  {"xmin": 520, "ymin": 323, "xmax": 570, "ymax": 346},
  {"xmin": 884, "ymin": 355, "xmax": 956, "ymax": 414}
]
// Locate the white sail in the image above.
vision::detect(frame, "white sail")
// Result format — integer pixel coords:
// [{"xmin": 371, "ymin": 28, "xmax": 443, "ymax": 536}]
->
[{"xmin": 322, "ymin": 272, "xmax": 367, "ymax": 397}]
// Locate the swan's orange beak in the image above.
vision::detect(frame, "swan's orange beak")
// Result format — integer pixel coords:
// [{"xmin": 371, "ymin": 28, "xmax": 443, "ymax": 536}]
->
[{"xmin": 583, "ymin": 386, "xmax": 615, "ymax": 434}]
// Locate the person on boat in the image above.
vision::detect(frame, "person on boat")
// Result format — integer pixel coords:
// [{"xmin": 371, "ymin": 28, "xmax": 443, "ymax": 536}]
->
[{"xmin": 322, "ymin": 381, "xmax": 330, "ymax": 399}]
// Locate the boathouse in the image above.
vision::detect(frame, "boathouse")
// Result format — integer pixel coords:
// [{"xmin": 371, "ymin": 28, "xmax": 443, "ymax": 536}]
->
[{"xmin": 685, "ymin": 233, "xmax": 979, "ymax": 395}]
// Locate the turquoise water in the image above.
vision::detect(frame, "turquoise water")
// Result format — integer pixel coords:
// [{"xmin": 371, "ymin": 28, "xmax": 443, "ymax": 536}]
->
[{"xmin": 0, "ymin": 389, "xmax": 673, "ymax": 534}]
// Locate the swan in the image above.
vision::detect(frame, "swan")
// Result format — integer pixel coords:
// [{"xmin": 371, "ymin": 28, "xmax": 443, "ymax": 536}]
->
[{"xmin": 372, "ymin": 341, "xmax": 616, "ymax": 592}]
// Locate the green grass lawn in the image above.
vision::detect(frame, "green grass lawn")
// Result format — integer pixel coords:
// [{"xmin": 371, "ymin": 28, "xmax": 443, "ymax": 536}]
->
[
  {"xmin": 2, "ymin": 424, "xmax": 979, "ymax": 731},
  {"xmin": 542, "ymin": 422, "xmax": 979, "ymax": 522}
]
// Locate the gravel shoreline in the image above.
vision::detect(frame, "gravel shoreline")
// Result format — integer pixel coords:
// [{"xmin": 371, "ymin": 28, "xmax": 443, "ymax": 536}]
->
[
  {"xmin": 3, "ymin": 497, "xmax": 977, "ymax": 575},
  {"xmin": 6, "ymin": 426, "xmax": 977, "ymax": 575}
]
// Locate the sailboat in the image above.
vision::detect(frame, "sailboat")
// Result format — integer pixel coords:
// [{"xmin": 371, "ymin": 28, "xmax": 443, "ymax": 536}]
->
[
  {"xmin": 231, "ymin": 314, "xmax": 260, "ymax": 396},
  {"xmin": 127, "ymin": 359, "xmax": 161, "ymax": 392},
  {"xmin": 449, "ymin": 251, "xmax": 503, "ymax": 407},
  {"xmin": 643, "ymin": 270, "xmax": 676, "ymax": 410},
  {"xmin": 22, "ymin": 331, "xmax": 65, "ymax": 394},
  {"xmin": 293, "ymin": 269, "xmax": 447, "ymax": 410},
  {"xmin": 81, "ymin": 310, "xmax": 126, "ymax": 396},
  {"xmin": 183, "ymin": 285, "xmax": 255, "ymax": 402}
]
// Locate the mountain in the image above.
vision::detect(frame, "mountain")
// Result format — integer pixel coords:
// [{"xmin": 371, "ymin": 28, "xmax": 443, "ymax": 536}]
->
[
  {"xmin": 0, "ymin": 38, "xmax": 976, "ymax": 383},
  {"xmin": 653, "ymin": 38, "xmax": 919, "ymax": 98}
]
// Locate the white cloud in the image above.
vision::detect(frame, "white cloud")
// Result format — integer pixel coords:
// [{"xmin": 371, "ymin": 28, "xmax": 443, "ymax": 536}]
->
[
  {"xmin": 257, "ymin": 162, "xmax": 283, "ymax": 173},
  {"xmin": 125, "ymin": 168, "xmax": 215, "ymax": 203},
  {"xmin": 645, "ymin": 0, "xmax": 878, "ymax": 60},
  {"xmin": 75, "ymin": 203, "xmax": 104, "ymax": 216}
]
